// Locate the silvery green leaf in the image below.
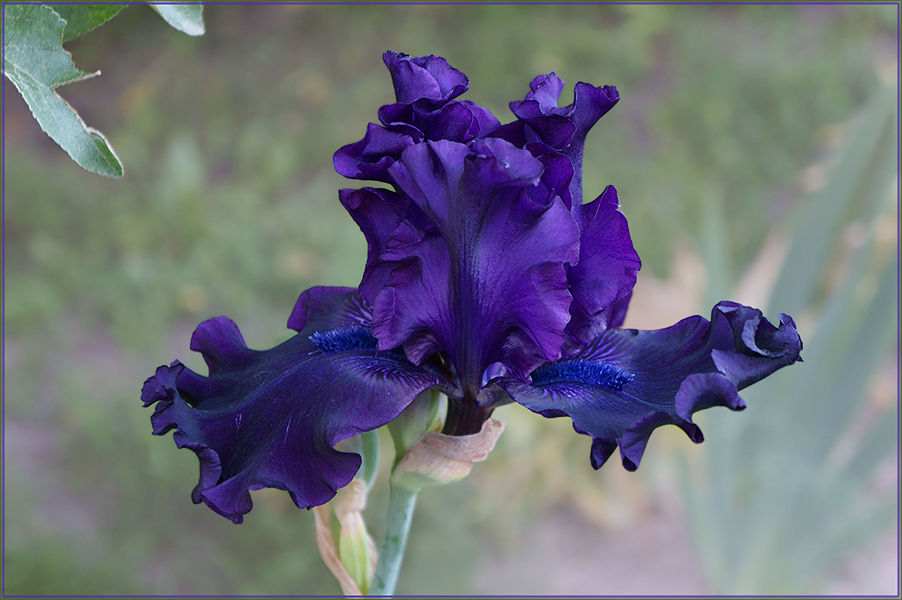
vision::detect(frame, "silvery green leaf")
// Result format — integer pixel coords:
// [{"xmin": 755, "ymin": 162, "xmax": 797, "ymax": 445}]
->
[
  {"xmin": 3, "ymin": 4, "xmax": 123, "ymax": 178},
  {"xmin": 148, "ymin": 3, "xmax": 205, "ymax": 36}
]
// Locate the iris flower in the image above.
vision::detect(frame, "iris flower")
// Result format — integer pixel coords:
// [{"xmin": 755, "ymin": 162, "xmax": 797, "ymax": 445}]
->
[{"xmin": 142, "ymin": 52, "xmax": 802, "ymax": 525}]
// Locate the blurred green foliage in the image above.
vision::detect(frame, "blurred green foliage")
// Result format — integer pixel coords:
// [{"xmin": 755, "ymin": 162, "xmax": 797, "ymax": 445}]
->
[
  {"xmin": 686, "ymin": 80, "xmax": 898, "ymax": 594},
  {"xmin": 3, "ymin": 4, "xmax": 897, "ymax": 596}
]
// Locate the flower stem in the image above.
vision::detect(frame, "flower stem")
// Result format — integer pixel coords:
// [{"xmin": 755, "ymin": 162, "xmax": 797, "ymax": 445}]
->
[{"xmin": 370, "ymin": 484, "xmax": 419, "ymax": 596}]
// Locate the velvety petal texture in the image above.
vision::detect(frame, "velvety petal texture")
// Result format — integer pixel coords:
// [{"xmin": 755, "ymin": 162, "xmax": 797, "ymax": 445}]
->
[
  {"xmin": 141, "ymin": 287, "xmax": 444, "ymax": 523},
  {"xmin": 495, "ymin": 72, "xmax": 620, "ymax": 210},
  {"xmin": 383, "ymin": 51, "xmax": 468, "ymax": 106},
  {"xmin": 334, "ymin": 52, "xmax": 641, "ymax": 435},
  {"xmin": 369, "ymin": 138, "xmax": 580, "ymax": 396},
  {"xmin": 332, "ymin": 123, "xmax": 415, "ymax": 182},
  {"xmin": 146, "ymin": 52, "xmax": 805, "ymax": 524},
  {"xmin": 500, "ymin": 302, "xmax": 802, "ymax": 471},
  {"xmin": 564, "ymin": 185, "xmax": 641, "ymax": 351},
  {"xmin": 334, "ymin": 52, "xmax": 499, "ymax": 182}
]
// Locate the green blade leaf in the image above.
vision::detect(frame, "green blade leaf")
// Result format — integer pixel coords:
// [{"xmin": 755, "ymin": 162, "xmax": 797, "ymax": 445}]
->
[
  {"xmin": 3, "ymin": 4, "xmax": 123, "ymax": 178},
  {"xmin": 766, "ymin": 83, "xmax": 896, "ymax": 316},
  {"xmin": 148, "ymin": 4, "xmax": 205, "ymax": 36},
  {"xmin": 683, "ymin": 83, "xmax": 899, "ymax": 594},
  {"xmin": 48, "ymin": 4, "xmax": 126, "ymax": 42}
]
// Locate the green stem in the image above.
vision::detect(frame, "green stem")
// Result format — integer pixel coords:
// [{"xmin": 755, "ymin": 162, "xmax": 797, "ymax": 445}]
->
[
  {"xmin": 370, "ymin": 484, "xmax": 419, "ymax": 596},
  {"xmin": 359, "ymin": 429, "xmax": 380, "ymax": 489}
]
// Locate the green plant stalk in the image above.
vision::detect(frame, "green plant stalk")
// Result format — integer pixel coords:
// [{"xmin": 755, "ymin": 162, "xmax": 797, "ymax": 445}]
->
[
  {"xmin": 359, "ymin": 429, "xmax": 380, "ymax": 489},
  {"xmin": 370, "ymin": 484, "xmax": 419, "ymax": 596}
]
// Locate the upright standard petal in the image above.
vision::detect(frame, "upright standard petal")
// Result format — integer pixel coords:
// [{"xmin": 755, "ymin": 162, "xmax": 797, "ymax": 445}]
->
[
  {"xmin": 334, "ymin": 53, "xmax": 499, "ymax": 182},
  {"xmin": 333, "ymin": 123, "xmax": 416, "ymax": 182},
  {"xmin": 383, "ymin": 51, "xmax": 469, "ymax": 107},
  {"xmin": 564, "ymin": 185, "xmax": 641, "ymax": 351},
  {"xmin": 361, "ymin": 138, "xmax": 581, "ymax": 398},
  {"xmin": 500, "ymin": 302, "xmax": 802, "ymax": 471},
  {"xmin": 141, "ymin": 287, "xmax": 444, "ymax": 523},
  {"xmin": 496, "ymin": 73, "xmax": 619, "ymax": 210},
  {"xmin": 339, "ymin": 186, "xmax": 437, "ymax": 304}
]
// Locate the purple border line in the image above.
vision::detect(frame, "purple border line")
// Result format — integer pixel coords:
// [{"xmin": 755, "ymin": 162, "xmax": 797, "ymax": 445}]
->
[{"xmin": 1, "ymin": 2, "xmax": 900, "ymax": 598}]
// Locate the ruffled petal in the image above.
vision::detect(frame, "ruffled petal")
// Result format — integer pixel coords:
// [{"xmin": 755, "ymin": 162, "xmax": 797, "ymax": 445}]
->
[
  {"xmin": 563, "ymin": 82, "xmax": 619, "ymax": 209},
  {"xmin": 415, "ymin": 101, "xmax": 499, "ymax": 142},
  {"xmin": 335, "ymin": 54, "xmax": 499, "ymax": 183},
  {"xmin": 383, "ymin": 51, "xmax": 469, "ymax": 106},
  {"xmin": 498, "ymin": 73, "xmax": 619, "ymax": 209},
  {"xmin": 511, "ymin": 73, "xmax": 572, "ymax": 118},
  {"xmin": 286, "ymin": 285, "xmax": 375, "ymax": 332},
  {"xmin": 500, "ymin": 302, "xmax": 802, "ymax": 471},
  {"xmin": 564, "ymin": 185, "xmax": 641, "ymax": 351},
  {"xmin": 363, "ymin": 138, "xmax": 580, "ymax": 395},
  {"xmin": 141, "ymin": 287, "xmax": 443, "ymax": 523},
  {"xmin": 380, "ymin": 100, "xmax": 499, "ymax": 143},
  {"xmin": 333, "ymin": 123, "xmax": 417, "ymax": 182},
  {"xmin": 339, "ymin": 187, "xmax": 436, "ymax": 304}
]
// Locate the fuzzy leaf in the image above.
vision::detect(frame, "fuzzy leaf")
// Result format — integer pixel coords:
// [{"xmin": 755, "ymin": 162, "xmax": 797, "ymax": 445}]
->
[{"xmin": 3, "ymin": 4, "xmax": 123, "ymax": 178}]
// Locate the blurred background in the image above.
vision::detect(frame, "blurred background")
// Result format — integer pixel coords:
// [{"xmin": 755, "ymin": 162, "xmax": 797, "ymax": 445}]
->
[{"xmin": 3, "ymin": 4, "xmax": 898, "ymax": 596}]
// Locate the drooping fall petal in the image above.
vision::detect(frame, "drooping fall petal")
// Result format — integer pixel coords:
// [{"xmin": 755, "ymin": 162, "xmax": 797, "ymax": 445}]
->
[
  {"xmin": 141, "ymin": 287, "xmax": 445, "ymax": 523},
  {"xmin": 500, "ymin": 302, "xmax": 802, "ymax": 470}
]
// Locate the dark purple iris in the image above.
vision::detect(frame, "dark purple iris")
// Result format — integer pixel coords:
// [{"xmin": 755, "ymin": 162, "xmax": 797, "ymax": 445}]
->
[{"xmin": 143, "ymin": 52, "xmax": 802, "ymax": 523}]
